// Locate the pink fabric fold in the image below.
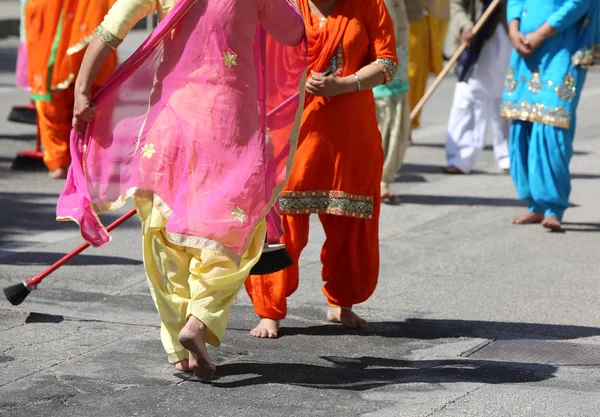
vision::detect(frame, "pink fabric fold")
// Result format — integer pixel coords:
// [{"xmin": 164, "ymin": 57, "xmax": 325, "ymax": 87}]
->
[
  {"xmin": 57, "ymin": 0, "xmax": 307, "ymax": 262},
  {"xmin": 15, "ymin": 42, "xmax": 29, "ymax": 90}
]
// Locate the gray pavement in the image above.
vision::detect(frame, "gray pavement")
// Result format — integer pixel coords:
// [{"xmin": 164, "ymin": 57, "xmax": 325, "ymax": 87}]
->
[{"xmin": 1, "ymin": 27, "xmax": 600, "ymax": 417}]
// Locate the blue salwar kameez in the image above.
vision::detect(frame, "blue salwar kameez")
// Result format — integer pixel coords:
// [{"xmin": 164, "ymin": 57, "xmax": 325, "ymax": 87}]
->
[{"xmin": 501, "ymin": 0, "xmax": 600, "ymax": 220}]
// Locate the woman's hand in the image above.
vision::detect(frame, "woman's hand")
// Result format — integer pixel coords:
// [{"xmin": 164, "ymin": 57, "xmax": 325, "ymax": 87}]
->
[
  {"xmin": 508, "ymin": 19, "xmax": 532, "ymax": 57},
  {"xmin": 305, "ymin": 72, "xmax": 349, "ymax": 97},
  {"xmin": 524, "ymin": 23, "xmax": 557, "ymax": 54},
  {"xmin": 72, "ymin": 88, "xmax": 95, "ymax": 136}
]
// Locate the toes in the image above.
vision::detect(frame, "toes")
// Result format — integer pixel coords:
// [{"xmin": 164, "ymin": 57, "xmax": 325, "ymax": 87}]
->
[
  {"xmin": 267, "ymin": 329, "xmax": 278, "ymax": 339},
  {"xmin": 175, "ymin": 360, "xmax": 191, "ymax": 372},
  {"xmin": 356, "ymin": 318, "xmax": 368, "ymax": 328},
  {"xmin": 250, "ymin": 328, "xmax": 270, "ymax": 338}
]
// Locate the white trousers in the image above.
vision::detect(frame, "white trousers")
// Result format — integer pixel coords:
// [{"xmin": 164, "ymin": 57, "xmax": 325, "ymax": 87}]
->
[{"xmin": 445, "ymin": 26, "xmax": 512, "ymax": 173}]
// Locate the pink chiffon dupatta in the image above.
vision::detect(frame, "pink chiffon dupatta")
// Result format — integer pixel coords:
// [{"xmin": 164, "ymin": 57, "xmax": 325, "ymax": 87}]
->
[{"xmin": 57, "ymin": 0, "xmax": 307, "ymax": 262}]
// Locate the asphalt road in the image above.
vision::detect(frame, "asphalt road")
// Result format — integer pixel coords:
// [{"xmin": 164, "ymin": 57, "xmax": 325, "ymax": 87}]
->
[{"xmin": 1, "ymin": 31, "xmax": 600, "ymax": 417}]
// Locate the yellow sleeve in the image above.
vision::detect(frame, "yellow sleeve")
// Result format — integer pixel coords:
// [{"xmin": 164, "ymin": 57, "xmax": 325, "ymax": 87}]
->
[{"xmin": 93, "ymin": 0, "xmax": 157, "ymax": 49}]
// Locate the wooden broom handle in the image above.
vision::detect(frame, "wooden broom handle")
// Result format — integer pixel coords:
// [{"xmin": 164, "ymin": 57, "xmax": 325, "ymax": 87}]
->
[{"xmin": 410, "ymin": 0, "xmax": 504, "ymax": 121}]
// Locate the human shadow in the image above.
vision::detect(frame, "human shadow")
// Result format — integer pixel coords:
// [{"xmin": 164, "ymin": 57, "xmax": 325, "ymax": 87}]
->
[
  {"xmin": 0, "ymin": 191, "xmax": 136, "ymax": 243},
  {"xmin": 411, "ymin": 143, "xmax": 495, "ymax": 152},
  {"xmin": 396, "ymin": 194, "xmax": 524, "ymax": 207},
  {"xmin": 279, "ymin": 319, "xmax": 600, "ymax": 341},
  {"xmin": 0, "ymin": 133, "xmax": 36, "ymax": 142},
  {"xmin": 207, "ymin": 356, "xmax": 556, "ymax": 390},
  {"xmin": 571, "ymin": 173, "xmax": 600, "ymax": 180},
  {"xmin": 561, "ymin": 222, "xmax": 600, "ymax": 233},
  {"xmin": 0, "ymin": 252, "xmax": 142, "ymax": 266},
  {"xmin": 0, "ymin": 44, "xmax": 18, "ymax": 73},
  {"xmin": 399, "ymin": 163, "xmax": 504, "ymax": 176}
]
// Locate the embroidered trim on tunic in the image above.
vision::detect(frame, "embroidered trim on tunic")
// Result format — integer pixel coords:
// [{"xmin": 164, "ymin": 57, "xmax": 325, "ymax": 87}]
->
[
  {"xmin": 279, "ymin": 190, "xmax": 374, "ymax": 219},
  {"xmin": 527, "ymin": 69, "xmax": 542, "ymax": 94},
  {"xmin": 67, "ymin": 34, "xmax": 94, "ymax": 55},
  {"xmin": 326, "ymin": 44, "xmax": 344, "ymax": 77},
  {"xmin": 373, "ymin": 58, "xmax": 398, "ymax": 84},
  {"xmin": 500, "ymin": 101, "xmax": 570, "ymax": 129},
  {"xmin": 556, "ymin": 74, "xmax": 576, "ymax": 101},
  {"xmin": 93, "ymin": 25, "xmax": 122, "ymax": 50},
  {"xmin": 504, "ymin": 68, "xmax": 517, "ymax": 94},
  {"xmin": 506, "ymin": 67, "xmax": 578, "ymax": 104}
]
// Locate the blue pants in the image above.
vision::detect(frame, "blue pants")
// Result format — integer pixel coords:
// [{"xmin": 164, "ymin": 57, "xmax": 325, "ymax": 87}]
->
[{"xmin": 509, "ymin": 120, "xmax": 575, "ymax": 220}]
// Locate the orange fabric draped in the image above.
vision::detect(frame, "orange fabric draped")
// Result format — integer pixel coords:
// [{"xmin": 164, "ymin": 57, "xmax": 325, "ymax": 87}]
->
[
  {"xmin": 246, "ymin": 0, "xmax": 397, "ymax": 319},
  {"xmin": 25, "ymin": 0, "xmax": 118, "ymax": 171},
  {"xmin": 26, "ymin": 0, "xmax": 118, "ymax": 100}
]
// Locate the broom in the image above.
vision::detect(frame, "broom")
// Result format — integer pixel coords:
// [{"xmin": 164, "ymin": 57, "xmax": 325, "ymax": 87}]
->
[
  {"xmin": 3, "ymin": 208, "xmax": 137, "ymax": 306},
  {"xmin": 11, "ymin": 121, "xmax": 46, "ymax": 171},
  {"xmin": 8, "ymin": 103, "xmax": 37, "ymax": 125}
]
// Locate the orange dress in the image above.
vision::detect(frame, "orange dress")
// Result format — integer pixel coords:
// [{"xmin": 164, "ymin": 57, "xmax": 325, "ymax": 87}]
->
[
  {"xmin": 26, "ymin": 0, "xmax": 118, "ymax": 171},
  {"xmin": 246, "ymin": 0, "xmax": 397, "ymax": 319}
]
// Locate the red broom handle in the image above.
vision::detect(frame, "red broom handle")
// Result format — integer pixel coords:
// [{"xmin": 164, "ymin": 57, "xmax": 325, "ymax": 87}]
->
[{"xmin": 24, "ymin": 208, "xmax": 138, "ymax": 289}]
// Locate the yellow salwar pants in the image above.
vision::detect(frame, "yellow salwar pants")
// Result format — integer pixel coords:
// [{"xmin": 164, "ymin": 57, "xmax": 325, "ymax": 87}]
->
[
  {"xmin": 408, "ymin": 14, "xmax": 445, "ymax": 130},
  {"xmin": 137, "ymin": 201, "xmax": 266, "ymax": 363}
]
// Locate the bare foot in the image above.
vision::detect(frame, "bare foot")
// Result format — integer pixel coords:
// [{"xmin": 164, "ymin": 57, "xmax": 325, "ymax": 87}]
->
[
  {"xmin": 542, "ymin": 215, "xmax": 562, "ymax": 231},
  {"xmin": 48, "ymin": 167, "xmax": 68, "ymax": 179},
  {"xmin": 168, "ymin": 357, "xmax": 191, "ymax": 373},
  {"xmin": 512, "ymin": 212, "xmax": 544, "ymax": 225},
  {"xmin": 178, "ymin": 316, "xmax": 216, "ymax": 378},
  {"xmin": 327, "ymin": 306, "xmax": 368, "ymax": 329},
  {"xmin": 381, "ymin": 184, "xmax": 398, "ymax": 204},
  {"xmin": 250, "ymin": 318, "xmax": 279, "ymax": 339},
  {"xmin": 442, "ymin": 165, "xmax": 465, "ymax": 175}
]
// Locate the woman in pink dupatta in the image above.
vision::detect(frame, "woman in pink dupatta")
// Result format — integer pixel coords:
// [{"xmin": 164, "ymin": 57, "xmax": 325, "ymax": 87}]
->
[{"xmin": 61, "ymin": 0, "xmax": 306, "ymax": 377}]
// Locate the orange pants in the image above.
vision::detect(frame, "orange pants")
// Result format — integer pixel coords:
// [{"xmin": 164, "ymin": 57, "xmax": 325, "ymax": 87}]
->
[
  {"xmin": 245, "ymin": 207, "xmax": 380, "ymax": 320},
  {"xmin": 35, "ymin": 87, "xmax": 74, "ymax": 171}
]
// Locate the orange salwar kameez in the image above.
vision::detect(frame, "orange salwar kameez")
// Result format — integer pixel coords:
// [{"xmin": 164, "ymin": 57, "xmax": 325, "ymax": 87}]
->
[
  {"xmin": 25, "ymin": 0, "xmax": 118, "ymax": 171},
  {"xmin": 245, "ymin": 0, "xmax": 398, "ymax": 320}
]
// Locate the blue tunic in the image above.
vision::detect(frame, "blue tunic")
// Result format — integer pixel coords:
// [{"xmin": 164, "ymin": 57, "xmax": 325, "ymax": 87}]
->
[{"xmin": 502, "ymin": 0, "xmax": 599, "ymax": 220}]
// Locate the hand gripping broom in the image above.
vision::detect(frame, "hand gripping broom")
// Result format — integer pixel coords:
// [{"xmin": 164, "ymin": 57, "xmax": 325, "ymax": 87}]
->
[{"xmin": 409, "ymin": 0, "xmax": 503, "ymax": 121}]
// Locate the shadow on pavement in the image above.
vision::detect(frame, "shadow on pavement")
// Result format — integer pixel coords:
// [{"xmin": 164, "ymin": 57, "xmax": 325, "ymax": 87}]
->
[
  {"xmin": 0, "ymin": 191, "xmax": 135, "ymax": 242},
  {"xmin": 410, "ymin": 143, "xmax": 590, "ymax": 157},
  {"xmin": 0, "ymin": 133, "xmax": 37, "ymax": 142},
  {"xmin": 279, "ymin": 319, "xmax": 600, "ymax": 341},
  {"xmin": 561, "ymin": 222, "xmax": 600, "ymax": 233},
  {"xmin": 396, "ymin": 194, "xmax": 524, "ymax": 207},
  {"xmin": 208, "ymin": 356, "xmax": 556, "ymax": 390},
  {"xmin": 0, "ymin": 252, "xmax": 143, "ymax": 266},
  {"xmin": 398, "ymin": 162, "xmax": 500, "ymax": 176}
]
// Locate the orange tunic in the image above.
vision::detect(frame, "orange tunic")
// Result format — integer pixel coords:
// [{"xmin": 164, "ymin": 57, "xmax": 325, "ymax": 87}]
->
[
  {"xmin": 279, "ymin": 0, "xmax": 398, "ymax": 218},
  {"xmin": 26, "ymin": 0, "xmax": 117, "ymax": 101}
]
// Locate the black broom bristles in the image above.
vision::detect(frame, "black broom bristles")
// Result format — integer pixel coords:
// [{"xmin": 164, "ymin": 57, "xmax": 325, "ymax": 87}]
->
[
  {"xmin": 8, "ymin": 106, "xmax": 37, "ymax": 125},
  {"xmin": 11, "ymin": 154, "xmax": 46, "ymax": 171},
  {"xmin": 3, "ymin": 282, "xmax": 31, "ymax": 306},
  {"xmin": 250, "ymin": 244, "xmax": 293, "ymax": 275}
]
